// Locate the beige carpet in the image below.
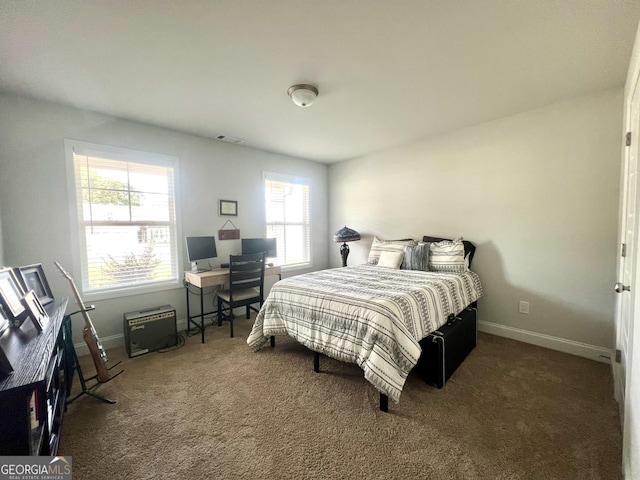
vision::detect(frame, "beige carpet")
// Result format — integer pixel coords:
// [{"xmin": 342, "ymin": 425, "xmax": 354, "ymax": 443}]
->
[{"xmin": 58, "ymin": 318, "xmax": 622, "ymax": 480}]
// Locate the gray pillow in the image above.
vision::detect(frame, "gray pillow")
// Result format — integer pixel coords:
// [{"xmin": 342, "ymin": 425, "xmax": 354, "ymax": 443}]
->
[{"xmin": 402, "ymin": 242, "xmax": 430, "ymax": 271}]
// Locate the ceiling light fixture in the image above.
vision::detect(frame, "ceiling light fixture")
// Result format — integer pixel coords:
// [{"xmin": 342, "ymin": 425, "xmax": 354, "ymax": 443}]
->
[{"xmin": 287, "ymin": 84, "xmax": 318, "ymax": 107}]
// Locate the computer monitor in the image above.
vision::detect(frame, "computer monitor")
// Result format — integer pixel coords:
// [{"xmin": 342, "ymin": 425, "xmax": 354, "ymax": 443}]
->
[
  {"xmin": 185, "ymin": 236, "xmax": 217, "ymax": 271},
  {"xmin": 241, "ymin": 238, "xmax": 277, "ymax": 259}
]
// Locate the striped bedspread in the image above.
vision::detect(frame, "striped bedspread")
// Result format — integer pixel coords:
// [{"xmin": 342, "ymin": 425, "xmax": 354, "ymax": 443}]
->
[{"xmin": 247, "ymin": 265, "xmax": 483, "ymax": 403}]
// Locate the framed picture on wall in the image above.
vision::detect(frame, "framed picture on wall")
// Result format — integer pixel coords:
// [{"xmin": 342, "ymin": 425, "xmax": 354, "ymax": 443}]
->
[
  {"xmin": 15, "ymin": 264, "xmax": 54, "ymax": 305},
  {"xmin": 219, "ymin": 199, "xmax": 238, "ymax": 217},
  {"xmin": 0, "ymin": 268, "xmax": 26, "ymax": 322}
]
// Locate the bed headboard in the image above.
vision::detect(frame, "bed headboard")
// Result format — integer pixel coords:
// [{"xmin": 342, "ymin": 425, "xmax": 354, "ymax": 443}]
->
[{"xmin": 422, "ymin": 236, "xmax": 476, "ymax": 268}]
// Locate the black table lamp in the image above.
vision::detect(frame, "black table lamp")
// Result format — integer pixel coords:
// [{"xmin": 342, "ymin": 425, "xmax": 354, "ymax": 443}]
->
[{"xmin": 333, "ymin": 226, "xmax": 361, "ymax": 267}]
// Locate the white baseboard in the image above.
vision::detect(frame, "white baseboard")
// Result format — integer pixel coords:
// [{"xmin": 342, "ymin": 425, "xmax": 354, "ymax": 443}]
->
[
  {"xmin": 177, "ymin": 317, "xmax": 189, "ymax": 332},
  {"xmin": 77, "ymin": 318, "xmax": 613, "ymax": 366},
  {"xmin": 74, "ymin": 332, "xmax": 125, "ymax": 357},
  {"xmin": 479, "ymin": 320, "xmax": 612, "ymax": 364}
]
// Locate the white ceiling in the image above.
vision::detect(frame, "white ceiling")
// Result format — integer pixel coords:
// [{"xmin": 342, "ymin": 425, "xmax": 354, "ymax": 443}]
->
[{"xmin": 1, "ymin": 1, "xmax": 640, "ymax": 163}]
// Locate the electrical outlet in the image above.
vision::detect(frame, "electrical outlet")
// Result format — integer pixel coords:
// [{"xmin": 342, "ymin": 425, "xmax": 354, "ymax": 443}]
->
[{"xmin": 518, "ymin": 301, "xmax": 530, "ymax": 315}]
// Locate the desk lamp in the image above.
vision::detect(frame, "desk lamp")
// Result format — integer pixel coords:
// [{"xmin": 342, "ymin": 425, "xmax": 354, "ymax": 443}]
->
[{"xmin": 333, "ymin": 226, "xmax": 361, "ymax": 267}]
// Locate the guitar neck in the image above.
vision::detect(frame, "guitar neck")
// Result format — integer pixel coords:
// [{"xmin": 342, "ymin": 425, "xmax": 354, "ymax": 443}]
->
[
  {"xmin": 54, "ymin": 262, "xmax": 92, "ymax": 328},
  {"xmin": 54, "ymin": 261, "xmax": 111, "ymax": 383}
]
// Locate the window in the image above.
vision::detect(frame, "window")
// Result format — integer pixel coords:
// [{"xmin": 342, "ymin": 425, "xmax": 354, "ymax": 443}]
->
[
  {"xmin": 65, "ymin": 140, "xmax": 180, "ymax": 295},
  {"xmin": 264, "ymin": 172, "xmax": 311, "ymax": 269}
]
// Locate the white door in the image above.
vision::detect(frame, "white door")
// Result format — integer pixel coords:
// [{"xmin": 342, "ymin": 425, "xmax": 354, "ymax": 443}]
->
[
  {"xmin": 616, "ymin": 74, "xmax": 639, "ymax": 407},
  {"xmin": 616, "ymin": 27, "xmax": 640, "ymax": 478}
]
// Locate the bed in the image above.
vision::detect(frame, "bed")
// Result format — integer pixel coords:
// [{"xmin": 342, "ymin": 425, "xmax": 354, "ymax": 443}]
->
[{"xmin": 247, "ymin": 236, "xmax": 483, "ymax": 411}]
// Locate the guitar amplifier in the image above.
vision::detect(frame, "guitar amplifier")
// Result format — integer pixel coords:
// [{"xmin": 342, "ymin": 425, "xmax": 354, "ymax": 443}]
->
[{"xmin": 123, "ymin": 305, "xmax": 177, "ymax": 358}]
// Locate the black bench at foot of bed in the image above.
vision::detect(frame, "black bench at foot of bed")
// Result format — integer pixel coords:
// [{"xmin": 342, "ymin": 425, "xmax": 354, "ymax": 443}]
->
[{"xmin": 414, "ymin": 305, "xmax": 478, "ymax": 388}]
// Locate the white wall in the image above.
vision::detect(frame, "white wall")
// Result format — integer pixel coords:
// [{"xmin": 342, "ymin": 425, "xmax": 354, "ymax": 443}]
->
[
  {"xmin": 0, "ymin": 93, "xmax": 329, "ymax": 346},
  {"xmin": 329, "ymin": 89, "xmax": 622, "ymax": 357},
  {"xmin": 0, "ymin": 89, "xmax": 622, "ymax": 356}
]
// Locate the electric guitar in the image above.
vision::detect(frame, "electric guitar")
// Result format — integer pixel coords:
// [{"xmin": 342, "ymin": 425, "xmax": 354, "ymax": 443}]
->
[{"xmin": 54, "ymin": 261, "xmax": 113, "ymax": 383}]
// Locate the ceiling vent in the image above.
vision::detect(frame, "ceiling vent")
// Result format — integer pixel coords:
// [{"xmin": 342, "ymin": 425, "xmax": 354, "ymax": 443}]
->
[{"xmin": 215, "ymin": 134, "xmax": 245, "ymax": 145}]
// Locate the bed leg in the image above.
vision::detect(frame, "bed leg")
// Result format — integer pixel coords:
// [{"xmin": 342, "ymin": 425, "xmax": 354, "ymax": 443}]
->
[
  {"xmin": 379, "ymin": 394, "xmax": 388, "ymax": 412},
  {"xmin": 314, "ymin": 352, "xmax": 320, "ymax": 372},
  {"xmin": 270, "ymin": 335, "xmax": 275, "ymax": 348}
]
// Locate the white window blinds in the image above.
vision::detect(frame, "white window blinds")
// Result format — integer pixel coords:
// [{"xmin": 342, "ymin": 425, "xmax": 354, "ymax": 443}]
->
[
  {"xmin": 69, "ymin": 143, "xmax": 180, "ymax": 294},
  {"xmin": 264, "ymin": 172, "xmax": 311, "ymax": 268}
]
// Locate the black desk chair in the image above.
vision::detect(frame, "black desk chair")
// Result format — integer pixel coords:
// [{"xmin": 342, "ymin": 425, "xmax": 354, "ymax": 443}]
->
[{"xmin": 217, "ymin": 252, "xmax": 266, "ymax": 337}]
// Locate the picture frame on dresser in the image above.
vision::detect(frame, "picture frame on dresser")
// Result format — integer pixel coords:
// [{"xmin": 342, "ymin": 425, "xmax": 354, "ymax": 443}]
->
[
  {"xmin": 0, "ymin": 306, "xmax": 9, "ymax": 335},
  {"xmin": 20, "ymin": 291, "xmax": 48, "ymax": 332},
  {"xmin": 0, "ymin": 344, "xmax": 12, "ymax": 375},
  {"xmin": 15, "ymin": 264, "xmax": 54, "ymax": 306},
  {"xmin": 0, "ymin": 307, "xmax": 13, "ymax": 375},
  {"xmin": 0, "ymin": 268, "xmax": 26, "ymax": 323}
]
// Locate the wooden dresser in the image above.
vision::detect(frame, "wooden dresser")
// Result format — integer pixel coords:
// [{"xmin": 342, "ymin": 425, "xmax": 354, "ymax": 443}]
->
[{"xmin": 0, "ymin": 298, "xmax": 71, "ymax": 455}]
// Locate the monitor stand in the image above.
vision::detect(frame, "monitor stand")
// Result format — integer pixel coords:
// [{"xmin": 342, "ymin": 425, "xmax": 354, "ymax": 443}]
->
[{"xmin": 190, "ymin": 261, "xmax": 211, "ymax": 273}]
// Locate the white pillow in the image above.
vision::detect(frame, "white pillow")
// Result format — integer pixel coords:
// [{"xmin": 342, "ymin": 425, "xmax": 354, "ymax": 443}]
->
[
  {"xmin": 429, "ymin": 237, "xmax": 467, "ymax": 273},
  {"xmin": 377, "ymin": 250, "xmax": 404, "ymax": 269},
  {"xmin": 367, "ymin": 237, "xmax": 416, "ymax": 265}
]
